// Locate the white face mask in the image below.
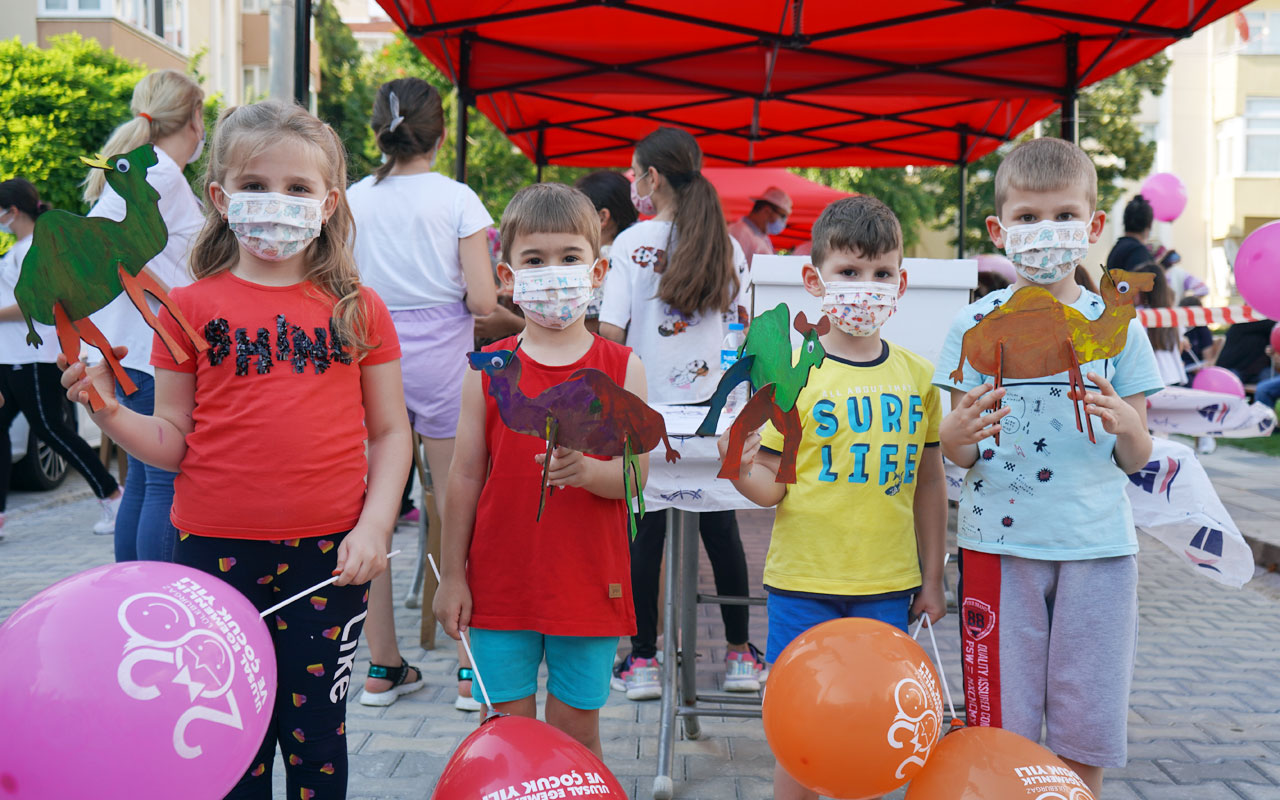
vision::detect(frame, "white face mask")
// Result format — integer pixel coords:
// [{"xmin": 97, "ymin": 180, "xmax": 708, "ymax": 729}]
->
[
  {"xmin": 998, "ymin": 218, "xmax": 1091, "ymax": 284},
  {"xmin": 819, "ymin": 277, "xmax": 899, "ymax": 337},
  {"xmin": 512, "ymin": 264, "xmax": 596, "ymax": 329},
  {"xmin": 187, "ymin": 132, "xmax": 205, "ymax": 165},
  {"xmin": 0, "ymin": 208, "xmax": 14, "ymax": 236},
  {"xmin": 225, "ymin": 191, "xmax": 325, "ymax": 262}
]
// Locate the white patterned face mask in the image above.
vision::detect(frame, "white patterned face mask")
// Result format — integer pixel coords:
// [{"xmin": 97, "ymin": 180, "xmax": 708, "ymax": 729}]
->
[
  {"xmin": 998, "ymin": 218, "xmax": 1092, "ymax": 284},
  {"xmin": 512, "ymin": 264, "xmax": 597, "ymax": 329},
  {"xmin": 226, "ymin": 192, "xmax": 324, "ymax": 262},
  {"xmin": 819, "ymin": 278, "xmax": 899, "ymax": 336}
]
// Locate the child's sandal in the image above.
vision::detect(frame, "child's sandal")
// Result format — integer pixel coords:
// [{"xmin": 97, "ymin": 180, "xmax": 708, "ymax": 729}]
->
[
  {"xmin": 454, "ymin": 667, "xmax": 482, "ymax": 712},
  {"xmin": 358, "ymin": 658, "xmax": 423, "ymax": 707}
]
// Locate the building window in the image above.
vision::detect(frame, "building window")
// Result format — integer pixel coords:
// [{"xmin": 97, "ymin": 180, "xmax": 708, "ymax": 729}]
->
[
  {"xmin": 38, "ymin": 0, "xmax": 104, "ymax": 12},
  {"xmin": 1242, "ymin": 12, "xmax": 1280, "ymax": 54},
  {"xmin": 243, "ymin": 0, "xmax": 268, "ymax": 13},
  {"xmin": 243, "ymin": 66, "xmax": 269, "ymax": 103},
  {"xmin": 1245, "ymin": 97, "xmax": 1280, "ymax": 173}
]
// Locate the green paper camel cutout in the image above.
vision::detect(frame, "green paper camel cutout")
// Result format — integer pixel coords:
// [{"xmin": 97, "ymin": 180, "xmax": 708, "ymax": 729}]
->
[{"xmin": 16, "ymin": 144, "xmax": 209, "ymax": 410}]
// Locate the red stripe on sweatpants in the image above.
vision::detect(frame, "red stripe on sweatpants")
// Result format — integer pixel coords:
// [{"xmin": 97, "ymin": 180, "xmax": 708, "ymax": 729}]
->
[{"xmin": 960, "ymin": 549, "xmax": 1002, "ymax": 728}]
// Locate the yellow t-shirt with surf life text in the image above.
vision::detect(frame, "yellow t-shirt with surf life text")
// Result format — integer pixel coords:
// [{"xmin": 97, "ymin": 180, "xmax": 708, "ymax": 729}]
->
[{"xmin": 759, "ymin": 341, "xmax": 942, "ymax": 596}]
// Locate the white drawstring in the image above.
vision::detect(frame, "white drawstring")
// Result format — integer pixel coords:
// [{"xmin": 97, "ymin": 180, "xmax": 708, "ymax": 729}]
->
[{"xmin": 428, "ymin": 554, "xmax": 495, "ymax": 714}]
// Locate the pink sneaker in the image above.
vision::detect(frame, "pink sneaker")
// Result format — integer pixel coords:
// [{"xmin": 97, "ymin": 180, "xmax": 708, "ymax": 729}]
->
[{"xmin": 724, "ymin": 643, "xmax": 767, "ymax": 692}]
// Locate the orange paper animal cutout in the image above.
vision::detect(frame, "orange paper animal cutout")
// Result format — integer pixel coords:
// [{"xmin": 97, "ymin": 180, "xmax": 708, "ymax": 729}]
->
[{"xmin": 948, "ymin": 268, "xmax": 1155, "ymax": 444}]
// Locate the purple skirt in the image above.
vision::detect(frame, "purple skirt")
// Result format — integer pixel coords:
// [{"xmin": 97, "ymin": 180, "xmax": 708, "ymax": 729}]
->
[{"xmin": 392, "ymin": 303, "xmax": 474, "ymax": 438}]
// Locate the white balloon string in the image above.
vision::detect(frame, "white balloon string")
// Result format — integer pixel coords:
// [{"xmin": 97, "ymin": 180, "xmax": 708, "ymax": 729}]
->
[
  {"xmin": 923, "ymin": 613, "xmax": 959, "ymax": 722},
  {"xmin": 428, "ymin": 553, "xmax": 494, "ymax": 714},
  {"xmin": 259, "ymin": 549, "xmax": 401, "ymax": 619}
]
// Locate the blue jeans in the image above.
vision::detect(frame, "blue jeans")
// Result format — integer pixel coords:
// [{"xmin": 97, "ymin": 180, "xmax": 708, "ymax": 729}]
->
[
  {"xmin": 1257, "ymin": 376, "xmax": 1280, "ymax": 412},
  {"xmin": 114, "ymin": 368, "xmax": 179, "ymax": 562}
]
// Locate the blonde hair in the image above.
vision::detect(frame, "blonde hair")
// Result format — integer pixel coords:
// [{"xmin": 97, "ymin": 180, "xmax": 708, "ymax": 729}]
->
[
  {"xmin": 993, "ymin": 137, "xmax": 1097, "ymax": 218},
  {"xmin": 84, "ymin": 69, "xmax": 203, "ymax": 204},
  {"xmin": 499, "ymin": 183, "xmax": 601, "ymax": 263},
  {"xmin": 190, "ymin": 100, "xmax": 373, "ymax": 353}
]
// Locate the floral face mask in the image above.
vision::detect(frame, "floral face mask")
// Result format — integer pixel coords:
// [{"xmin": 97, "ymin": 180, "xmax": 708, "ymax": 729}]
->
[
  {"xmin": 819, "ymin": 278, "xmax": 899, "ymax": 336},
  {"xmin": 998, "ymin": 218, "xmax": 1091, "ymax": 284},
  {"xmin": 226, "ymin": 192, "xmax": 324, "ymax": 262},
  {"xmin": 512, "ymin": 264, "xmax": 597, "ymax": 329}
]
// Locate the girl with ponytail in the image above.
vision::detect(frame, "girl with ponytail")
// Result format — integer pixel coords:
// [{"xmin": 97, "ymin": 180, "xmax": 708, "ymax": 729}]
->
[
  {"xmin": 85, "ymin": 68, "xmax": 205, "ymax": 560},
  {"xmin": 0, "ymin": 179, "xmax": 121, "ymax": 541},
  {"xmin": 598, "ymin": 127, "xmax": 764, "ymax": 701}
]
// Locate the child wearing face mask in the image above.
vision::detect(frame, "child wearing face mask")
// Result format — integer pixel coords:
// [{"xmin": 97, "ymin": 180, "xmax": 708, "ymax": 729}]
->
[
  {"xmin": 61, "ymin": 100, "xmax": 411, "ymax": 800},
  {"xmin": 720, "ymin": 195, "xmax": 947, "ymax": 800},
  {"xmin": 935, "ymin": 138, "xmax": 1162, "ymax": 799},
  {"xmin": 433, "ymin": 183, "xmax": 647, "ymax": 758}
]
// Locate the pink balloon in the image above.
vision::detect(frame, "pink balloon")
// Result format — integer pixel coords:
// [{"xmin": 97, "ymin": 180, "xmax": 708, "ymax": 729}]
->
[
  {"xmin": 0, "ymin": 562, "xmax": 275, "ymax": 799},
  {"xmin": 976, "ymin": 253, "xmax": 1017, "ymax": 283},
  {"xmin": 1192, "ymin": 366, "xmax": 1246, "ymax": 398},
  {"xmin": 1234, "ymin": 221, "xmax": 1280, "ymax": 319},
  {"xmin": 1140, "ymin": 173, "xmax": 1188, "ymax": 222}
]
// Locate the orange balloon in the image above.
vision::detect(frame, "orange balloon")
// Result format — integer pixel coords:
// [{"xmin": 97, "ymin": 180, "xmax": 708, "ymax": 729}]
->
[
  {"xmin": 762, "ymin": 618, "xmax": 944, "ymax": 799},
  {"xmin": 904, "ymin": 726, "xmax": 1097, "ymax": 800}
]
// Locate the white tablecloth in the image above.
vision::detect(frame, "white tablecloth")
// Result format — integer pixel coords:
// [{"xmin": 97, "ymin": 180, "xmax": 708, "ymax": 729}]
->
[{"xmin": 643, "ymin": 404, "xmax": 767, "ymax": 514}]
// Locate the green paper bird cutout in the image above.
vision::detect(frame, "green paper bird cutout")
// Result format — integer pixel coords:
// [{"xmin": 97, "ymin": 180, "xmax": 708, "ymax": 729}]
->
[{"xmin": 16, "ymin": 144, "xmax": 209, "ymax": 410}]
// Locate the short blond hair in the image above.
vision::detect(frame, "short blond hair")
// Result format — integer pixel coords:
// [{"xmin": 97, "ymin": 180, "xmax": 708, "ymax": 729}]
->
[
  {"xmin": 993, "ymin": 138, "xmax": 1097, "ymax": 218},
  {"xmin": 499, "ymin": 183, "xmax": 601, "ymax": 262}
]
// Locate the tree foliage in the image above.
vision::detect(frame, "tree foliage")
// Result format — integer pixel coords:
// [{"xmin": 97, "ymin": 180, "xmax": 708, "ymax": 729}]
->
[
  {"xmin": 0, "ymin": 34, "xmax": 146, "ymax": 217},
  {"xmin": 314, "ymin": 0, "xmax": 378, "ymax": 181}
]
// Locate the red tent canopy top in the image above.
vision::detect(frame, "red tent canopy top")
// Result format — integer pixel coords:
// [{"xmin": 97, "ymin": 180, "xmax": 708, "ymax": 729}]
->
[
  {"xmin": 703, "ymin": 167, "xmax": 854, "ymax": 249},
  {"xmin": 378, "ymin": 1, "xmax": 1248, "ymax": 168}
]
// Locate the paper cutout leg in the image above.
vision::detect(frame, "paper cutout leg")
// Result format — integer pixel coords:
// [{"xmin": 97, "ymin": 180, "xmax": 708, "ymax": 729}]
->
[
  {"xmin": 771, "ymin": 405, "xmax": 803, "ymax": 484},
  {"xmin": 993, "ymin": 340, "xmax": 1004, "ymax": 446},
  {"xmin": 53, "ymin": 301, "xmax": 137, "ymax": 412},
  {"xmin": 695, "ymin": 355, "xmax": 755, "ymax": 436},
  {"xmin": 717, "ymin": 384, "xmax": 780, "ymax": 481},
  {"xmin": 622, "ymin": 438, "xmax": 643, "ymax": 540},
  {"xmin": 118, "ymin": 265, "xmax": 210, "ymax": 363},
  {"xmin": 1065, "ymin": 341, "xmax": 1096, "ymax": 444},
  {"xmin": 536, "ymin": 415, "xmax": 559, "ymax": 522}
]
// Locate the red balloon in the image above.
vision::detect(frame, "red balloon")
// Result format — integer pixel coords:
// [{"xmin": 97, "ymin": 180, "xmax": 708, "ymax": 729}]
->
[
  {"xmin": 1270, "ymin": 322, "xmax": 1280, "ymax": 355},
  {"xmin": 905, "ymin": 726, "xmax": 1096, "ymax": 800},
  {"xmin": 762, "ymin": 618, "xmax": 944, "ymax": 799},
  {"xmin": 432, "ymin": 715, "xmax": 627, "ymax": 800}
]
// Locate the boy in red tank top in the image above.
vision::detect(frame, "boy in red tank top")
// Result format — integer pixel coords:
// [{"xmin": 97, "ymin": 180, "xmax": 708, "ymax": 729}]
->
[{"xmin": 434, "ymin": 183, "xmax": 649, "ymax": 756}]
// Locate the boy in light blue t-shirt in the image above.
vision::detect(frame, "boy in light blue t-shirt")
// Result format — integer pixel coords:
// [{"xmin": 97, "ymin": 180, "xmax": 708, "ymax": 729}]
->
[{"xmin": 935, "ymin": 138, "xmax": 1163, "ymax": 799}]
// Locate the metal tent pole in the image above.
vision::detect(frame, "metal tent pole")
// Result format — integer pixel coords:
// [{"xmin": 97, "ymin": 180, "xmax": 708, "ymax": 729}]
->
[
  {"xmin": 957, "ymin": 132, "xmax": 968, "ymax": 259},
  {"xmin": 1060, "ymin": 34, "xmax": 1079, "ymax": 143},
  {"xmin": 294, "ymin": 0, "xmax": 311, "ymax": 107},
  {"xmin": 536, "ymin": 125, "xmax": 546, "ymax": 182},
  {"xmin": 455, "ymin": 36, "xmax": 471, "ymax": 184}
]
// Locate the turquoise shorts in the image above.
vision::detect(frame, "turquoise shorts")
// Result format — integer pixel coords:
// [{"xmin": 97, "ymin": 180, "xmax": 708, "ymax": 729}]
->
[{"xmin": 468, "ymin": 628, "xmax": 619, "ymax": 710}]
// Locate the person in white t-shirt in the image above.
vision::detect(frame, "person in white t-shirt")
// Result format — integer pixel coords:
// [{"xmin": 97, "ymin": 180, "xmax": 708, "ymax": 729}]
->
[
  {"xmin": 599, "ymin": 127, "xmax": 765, "ymax": 701},
  {"xmin": 348, "ymin": 77, "xmax": 497, "ymax": 711},
  {"xmin": 0, "ymin": 179, "xmax": 122, "ymax": 542},
  {"xmin": 82, "ymin": 69, "xmax": 205, "ymax": 556}
]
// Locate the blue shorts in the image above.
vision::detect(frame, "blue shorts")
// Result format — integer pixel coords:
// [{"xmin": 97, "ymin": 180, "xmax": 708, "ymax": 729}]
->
[
  {"xmin": 765, "ymin": 590, "xmax": 913, "ymax": 663},
  {"xmin": 468, "ymin": 629, "xmax": 619, "ymax": 710}
]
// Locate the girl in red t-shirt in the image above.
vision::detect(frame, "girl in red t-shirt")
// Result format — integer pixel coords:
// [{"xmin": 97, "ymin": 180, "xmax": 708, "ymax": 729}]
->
[
  {"xmin": 433, "ymin": 183, "xmax": 648, "ymax": 758},
  {"xmin": 61, "ymin": 100, "xmax": 411, "ymax": 800}
]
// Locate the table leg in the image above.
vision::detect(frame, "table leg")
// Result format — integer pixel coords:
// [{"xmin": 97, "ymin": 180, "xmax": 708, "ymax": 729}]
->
[
  {"xmin": 678, "ymin": 510, "xmax": 702, "ymax": 741},
  {"xmin": 653, "ymin": 508, "xmax": 679, "ymax": 800}
]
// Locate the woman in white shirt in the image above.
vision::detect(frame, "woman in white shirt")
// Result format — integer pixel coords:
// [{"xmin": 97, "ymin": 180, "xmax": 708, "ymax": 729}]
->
[
  {"xmin": 0, "ymin": 179, "xmax": 122, "ymax": 541},
  {"xmin": 598, "ymin": 127, "xmax": 764, "ymax": 700},
  {"xmin": 348, "ymin": 77, "xmax": 497, "ymax": 710},
  {"xmin": 82, "ymin": 69, "xmax": 206, "ymax": 557}
]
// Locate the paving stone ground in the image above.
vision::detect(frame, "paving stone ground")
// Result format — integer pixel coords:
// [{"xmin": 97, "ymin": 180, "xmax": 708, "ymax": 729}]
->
[{"xmin": 2, "ymin": 443, "xmax": 1279, "ymax": 799}]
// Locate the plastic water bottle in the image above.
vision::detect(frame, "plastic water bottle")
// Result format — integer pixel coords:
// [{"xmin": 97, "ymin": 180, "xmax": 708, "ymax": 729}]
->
[{"xmin": 721, "ymin": 322, "xmax": 748, "ymax": 416}]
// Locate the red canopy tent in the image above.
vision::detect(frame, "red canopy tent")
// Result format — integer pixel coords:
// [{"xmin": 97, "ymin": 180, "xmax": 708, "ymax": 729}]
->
[
  {"xmin": 376, "ymin": 1, "xmax": 1248, "ymax": 170},
  {"xmin": 703, "ymin": 167, "xmax": 854, "ymax": 250}
]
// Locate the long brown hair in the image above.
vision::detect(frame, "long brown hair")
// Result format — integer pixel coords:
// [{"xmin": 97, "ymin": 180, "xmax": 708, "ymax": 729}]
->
[
  {"xmin": 190, "ymin": 100, "xmax": 373, "ymax": 353},
  {"xmin": 635, "ymin": 127, "xmax": 738, "ymax": 316},
  {"xmin": 85, "ymin": 69, "xmax": 203, "ymax": 204},
  {"xmin": 1130, "ymin": 262, "xmax": 1178, "ymax": 353},
  {"xmin": 371, "ymin": 78, "xmax": 444, "ymax": 184}
]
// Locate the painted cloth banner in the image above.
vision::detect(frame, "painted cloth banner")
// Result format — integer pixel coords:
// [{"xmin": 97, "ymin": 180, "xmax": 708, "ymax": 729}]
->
[
  {"xmin": 1146, "ymin": 386, "xmax": 1277, "ymax": 438},
  {"xmin": 945, "ymin": 437, "xmax": 1253, "ymax": 588}
]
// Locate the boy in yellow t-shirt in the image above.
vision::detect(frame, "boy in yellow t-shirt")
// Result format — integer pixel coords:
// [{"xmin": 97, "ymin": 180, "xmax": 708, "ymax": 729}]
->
[{"xmin": 719, "ymin": 195, "xmax": 947, "ymax": 800}]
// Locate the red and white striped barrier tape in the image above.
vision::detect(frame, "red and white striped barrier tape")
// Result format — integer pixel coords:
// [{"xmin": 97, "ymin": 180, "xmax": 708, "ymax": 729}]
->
[{"xmin": 1137, "ymin": 305, "xmax": 1268, "ymax": 328}]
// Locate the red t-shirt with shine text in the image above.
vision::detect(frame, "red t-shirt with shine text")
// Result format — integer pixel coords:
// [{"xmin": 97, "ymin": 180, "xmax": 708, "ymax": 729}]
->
[{"xmin": 151, "ymin": 270, "xmax": 400, "ymax": 539}]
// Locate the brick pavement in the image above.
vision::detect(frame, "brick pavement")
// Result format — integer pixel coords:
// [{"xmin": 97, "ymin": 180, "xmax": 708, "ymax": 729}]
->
[{"xmin": 2, "ymin": 446, "xmax": 1279, "ymax": 799}]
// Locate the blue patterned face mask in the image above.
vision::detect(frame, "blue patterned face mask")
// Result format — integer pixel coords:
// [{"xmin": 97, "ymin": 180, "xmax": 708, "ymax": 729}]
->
[
  {"xmin": 998, "ymin": 218, "xmax": 1091, "ymax": 284},
  {"xmin": 512, "ymin": 263, "xmax": 597, "ymax": 329},
  {"xmin": 766, "ymin": 216, "xmax": 787, "ymax": 236}
]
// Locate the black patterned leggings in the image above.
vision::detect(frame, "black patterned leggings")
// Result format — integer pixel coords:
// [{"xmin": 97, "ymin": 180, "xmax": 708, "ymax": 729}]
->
[{"xmin": 173, "ymin": 530, "xmax": 368, "ymax": 800}]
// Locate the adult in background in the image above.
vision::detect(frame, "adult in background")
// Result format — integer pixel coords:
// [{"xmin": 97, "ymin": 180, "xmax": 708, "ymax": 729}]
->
[
  {"xmin": 347, "ymin": 76, "xmax": 497, "ymax": 711},
  {"xmin": 0, "ymin": 179, "xmax": 121, "ymax": 541},
  {"xmin": 1105, "ymin": 194, "xmax": 1153, "ymax": 273},
  {"xmin": 84, "ymin": 69, "xmax": 205, "ymax": 557},
  {"xmin": 574, "ymin": 170, "xmax": 638, "ymax": 334},
  {"xmin": 728, "ymin": 186, "xmax": 792, "ymax": 267}
]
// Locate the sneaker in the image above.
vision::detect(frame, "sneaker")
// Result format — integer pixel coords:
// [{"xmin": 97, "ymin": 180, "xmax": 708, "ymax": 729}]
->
[
  {"xmin": 724, "ymin": 643, "xmax": 767, "ymax": 692},
  {"xmin": 93, "ymin": 495, "xmax": 122, "ymax": 536},
  {"xmin": 454, "ymin": 693, "xmax": 482, "ymax": 712},
  {"xmin": 1197, "ymin": 436, "xmax": 1217, "ymax": 455},
  {"xmin": 0, "ymin": 513, "xmax": 6, "ymax": 542},
  {"xmin": 610, "ymin": 653, "xmax": 661, "ymax": 701},
  {"xmin": 398, "ymin": 508, "xmax": 421, "ymax": 527}
]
